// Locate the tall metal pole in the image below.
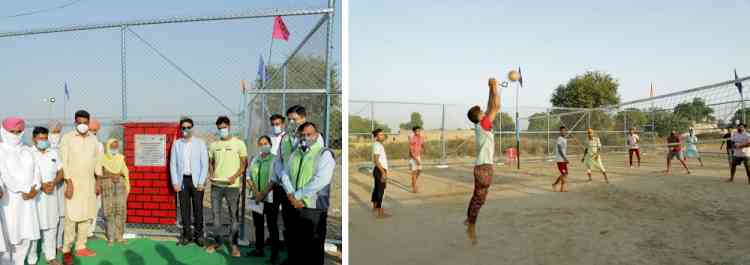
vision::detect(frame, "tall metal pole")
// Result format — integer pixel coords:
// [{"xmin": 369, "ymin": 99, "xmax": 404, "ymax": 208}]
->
[
  {"xmin": 515, "ymin": 83, "xmax": 520, "ymax": 169},
  {"xmin": 323, "ymin": 0, "xmax": 336, "ymax": 146},
  {"xmin": 121, "ymin": 26, "xmax": 128, "ymax": 121},
  {"xmin": 546, "ymin": 108, "xmax": 550, "ymax": 160},
  {"xmin": 282, "ymin": 65, "xmax": 288, "ymax": 114},
  {"xmin": 441, "ymin": 104, "xmax": 446, "ymax": 164}
]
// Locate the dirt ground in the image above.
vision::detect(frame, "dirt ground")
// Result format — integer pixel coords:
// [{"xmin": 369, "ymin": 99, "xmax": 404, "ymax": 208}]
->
[{"xmin": 349, "ymin": 151, "xmax": 750, "ymax": 265}]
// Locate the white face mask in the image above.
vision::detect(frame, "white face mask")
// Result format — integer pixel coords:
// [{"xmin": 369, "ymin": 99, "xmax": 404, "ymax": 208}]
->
[
  {"xmin": 272, "ymin": 126, "xmax": 283, "ymax": 135},
  {"xmin": 109, "ymin": 149, "xmax": 119, "ymax": 156},
  {"xmin": 2, "ymin": 131, "xmax": 23, "ymax": 146},
  {"xmin": 219, "ymin": 128, "xmax": 230, "ymax": 138},
  {"xmin": 76, "ymin": 124, "xmax": 89, "ymax": 134},
  {"xmin": 49, "ymin": 133, "xmax": 61, "ymax": 146}
]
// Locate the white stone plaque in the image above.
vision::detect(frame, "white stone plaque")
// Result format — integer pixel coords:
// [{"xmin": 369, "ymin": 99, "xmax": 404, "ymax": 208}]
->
[{"xmin": 135, "ymin": 134, "xmax": 166, "ymax": 166}]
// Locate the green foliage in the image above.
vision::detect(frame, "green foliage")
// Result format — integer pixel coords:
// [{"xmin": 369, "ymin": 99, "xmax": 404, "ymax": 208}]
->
[
  {"xmin": 731, "ymin": 108, "xmax": 750, "ymax": 125},
  {"xmin": 652, "ymin": 110, "xmax": 691, "ymax": 137},
  {"xmin": 261, "ymin": 55, "xmax": 341, "ymax": 147},
  {"xmin": 493, "ymin": 112, "xmax": 516, "ymax": 131},
  {"xmin": 399, "ymin": 112, "xmax": 424, "ymax": 130},
  {"xmin": 673, "ymin": 98, "xmax": 714, "ymax": 123},
  {"xmin": 550, "ymin": 71, "xmax": 621, "ymax": 109},
  {"xmin": 349, "ymin": 115, "xmax": 391, "ymax": 134},
  {"xmin": 527, "ymin": 112, "xmax": 560, "ymax": 131},
  {"xmin": 613, "ymin": 108, "xmax": 649, "ymax": 131}
]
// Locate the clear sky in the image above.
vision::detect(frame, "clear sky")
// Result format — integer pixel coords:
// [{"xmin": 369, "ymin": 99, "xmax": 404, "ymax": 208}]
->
[
  {"xmin": 0, "ymin": 0, "xmax": 340, "ymax": 122},
  {"xmin": 351, "ymin": 0, "xmax": 750, "ymax": 130}
]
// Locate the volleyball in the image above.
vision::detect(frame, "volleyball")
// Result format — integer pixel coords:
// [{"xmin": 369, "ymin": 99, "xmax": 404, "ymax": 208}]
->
[{"xmin": 508, "ymin": 70, "xmax": 521, "ymax": 82}]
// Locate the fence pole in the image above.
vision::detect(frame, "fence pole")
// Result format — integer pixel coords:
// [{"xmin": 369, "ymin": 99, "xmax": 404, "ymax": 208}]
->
[
  {"xmin": 323, "ymin": 0, "xmax": 336, "ymax": 145},
  {"xmin": 120, "ymin": 26, "xmax": 127, "ymax": 121},
  {"xmin": 282, "ymin": 65, "xmax": 287, "ymax": 114},
  {"xmin": 497, "ymin": 109, "xmax": 502, "ymax": 164},
  {"xmin": 441, "ymin": 104, "xmax": 446, "ymax": 164},
  {"xmin": 546, "ymin": 108, "xmax": 550, "ymax": 160}
]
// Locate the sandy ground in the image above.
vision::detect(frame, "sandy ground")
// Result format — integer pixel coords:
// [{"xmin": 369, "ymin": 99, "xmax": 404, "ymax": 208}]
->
[{"xmin": 349, "ymin": 151, "xmax": 750, "ymax": 265}]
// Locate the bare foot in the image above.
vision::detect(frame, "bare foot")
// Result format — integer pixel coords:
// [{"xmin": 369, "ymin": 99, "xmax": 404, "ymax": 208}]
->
[
  {"xmin": 231, "ymin": 245, "xmax": 241, "ymax": 257},
  {"xmin": 376, "ymin": 212, "xmax": 392, "ymax": 219},
  {"xmin": 466, "ymin": 223, "xmax": 477, "ymax": 245},
  {"xmin": 206, "ymin": 245, "xmax": 216, "ymax": 254},
  {"xmin": 107, "ymin": 241, "xmax": 114, "ymax": 247},
  {"xmin": 725, "ymin": 178, "xmax": 734, "ymax": 183}
]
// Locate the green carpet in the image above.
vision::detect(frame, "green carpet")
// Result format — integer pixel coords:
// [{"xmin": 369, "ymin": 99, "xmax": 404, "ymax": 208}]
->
[{"xmin": 32, "ymin": 239, "xmax": 285, "ymax": 265}]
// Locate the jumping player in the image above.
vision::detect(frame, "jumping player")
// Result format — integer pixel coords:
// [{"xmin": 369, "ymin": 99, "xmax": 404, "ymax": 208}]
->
[
  {"xmin": 582, "ymin": 128, "xmax": 609, "ymax": 183},
  {"xmin": 552, "ymin": 126, "xmax": 569, "ymax": 192},
  {"xmin": 464, "ymin": 77, "xmax": 501, "ymax": 244}
]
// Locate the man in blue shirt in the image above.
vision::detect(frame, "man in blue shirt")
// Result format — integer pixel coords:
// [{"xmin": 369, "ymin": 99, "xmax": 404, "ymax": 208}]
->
[{"xmin": 170, "ymin": 117, "xmax": 209, "ymax": 247}]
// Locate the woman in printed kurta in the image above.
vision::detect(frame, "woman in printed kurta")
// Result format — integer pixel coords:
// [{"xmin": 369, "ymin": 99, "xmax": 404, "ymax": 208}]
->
[{"xmin": 99, "ymin": 138, "xmax": 130, "ymax": 246}]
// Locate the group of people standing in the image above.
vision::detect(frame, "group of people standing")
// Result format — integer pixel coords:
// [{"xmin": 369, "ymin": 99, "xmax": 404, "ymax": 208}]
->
[
  {"xmin": 0, "ymin": 110, "xmax": 129, "ymax": 265},
  {"xmin": 169, "ymin": 105, "xmax": 334, "ymax": 265},
  {"xmin": 0, "ymin": 104, "xmax": 334, "ymax": 265}
]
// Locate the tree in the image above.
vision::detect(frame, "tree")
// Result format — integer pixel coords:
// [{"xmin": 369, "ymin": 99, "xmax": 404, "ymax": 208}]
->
[
  {"xmin": 261, "ymin": 55, "xmax": 342, "ymax": 147},
  {"xmin": 652, "ymin": 109, "xmax": 691, "ymax": 137},
  {"xmin": 493, "ymin": 112, "xmax": 515, "ymax": 131},
  {"xmin": 399, "ymin": 112, "xmax": 424, "ymax": 130},
  {"xmin": 673, "ymin": 98, "xmax": 714, "ymax": 124},
  {"xmin": 731, "ymin": 107, "xmax": 750, "ymax": 125},
  {"xmin": 349, "ymin": 115, "xmax": 391, "ymax": 134},
  {"xmin": 613, "ymin": 108, "xmax": 649, "ymax": 131},
  {"xmin": 527, "ymin": 112, "xmax": 560, "ymax": 131},
  {"xmin": 550, "ymin": 71, "xmax": 620, "ymax": 130}
]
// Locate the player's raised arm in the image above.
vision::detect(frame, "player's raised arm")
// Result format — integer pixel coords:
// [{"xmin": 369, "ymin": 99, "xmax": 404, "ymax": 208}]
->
[{"xmin": 485, "ymin": 78, "xmax": 501, "ymax": 121}]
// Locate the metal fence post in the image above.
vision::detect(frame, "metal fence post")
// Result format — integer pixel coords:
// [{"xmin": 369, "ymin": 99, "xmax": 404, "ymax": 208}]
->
[
  {"xmin": 441, "ymin": 104, "xmax": 446, "ymax": 164},
  {"xmin": 323, "ymin": 0, "xmax": 336, "ymax": 145},
  {"xmin": 282, "ymin": 64, "xmax": 288, "ymax": 114},
  {"xmin": 546, "ymin": 108, "xmax": 550, "ymax": 160},
  {"xmin": 121, "ymin": 26, "xmax": 127, "ymax": 121}
]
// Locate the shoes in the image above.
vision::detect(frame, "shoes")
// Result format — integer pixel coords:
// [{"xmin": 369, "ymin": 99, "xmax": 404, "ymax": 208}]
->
[
  {"xmin": 75, "ymin": 248, "xmax": 97, "ymax": 257},
  {"xmin": 63, "ymin": 253, "xmax": 73, "ymax": 265},
  {"xmin": 177, "ymin": 237, "xmax": 192, "ymax": 246},
  {"xmin": 193, "ymin": 237, "xmax": 206, "ymax": 247},
  {"xmin": 247, "ymin": 249, "xmax": 265, "ymax": 257}
]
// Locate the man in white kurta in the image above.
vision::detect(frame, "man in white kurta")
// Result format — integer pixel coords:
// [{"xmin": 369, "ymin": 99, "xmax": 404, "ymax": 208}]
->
[
  {"xmin": 59, "ymin": 110, "xmax": 102, "ymax": 264},
  {"xmin": 29, "ymin": 127, "xmax": 64, "ymax": 265},
  {"xmin": 47, "ymin": 120, "xmax": 66, "ymax": 249},
  {"xmin": 0, "ymin": 118, "xmax": 41, "ymax": 265},
  {"xmin": 0, "ymin": 174, "xmax": 9, "ymax": 264}
]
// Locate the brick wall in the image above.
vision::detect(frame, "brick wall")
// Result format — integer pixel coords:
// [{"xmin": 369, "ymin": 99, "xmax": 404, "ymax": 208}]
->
[{"xmin": 123, "ymin": 122, "xmax": 180, "ymax": 225}]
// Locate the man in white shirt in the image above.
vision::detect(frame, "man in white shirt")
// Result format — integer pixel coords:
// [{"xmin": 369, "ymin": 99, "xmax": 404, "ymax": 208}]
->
[
  {"xmin": 627, "ymin": 127, "xmax": 641, "ymax": 168},
  {"xmin": 728, "ymin": 124, "xmax": 750, "ymax": 183},
  {"xmin": 552, "ymin": 126, "xmax": 569, "ymax": 192},
  {"xmin": 170, "ymin": 117, "xmax": 209, "ymax": 247},
  {"xmin": 268, "ymin": 114, "xmax": 286, "ymax": 156},
  {"xmin": 29, "ymin": 127, "xmax": 64, "ymax": 265},
  {"xmin": 371, "ymin": 128, "xmax": 389, "ymax": 218},
  {"xmin": 0, "ymin": 117, "xmax": 41, "ymax": 265}
]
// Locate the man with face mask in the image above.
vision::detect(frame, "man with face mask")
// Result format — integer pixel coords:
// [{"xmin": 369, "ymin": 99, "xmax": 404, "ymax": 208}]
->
[
  {"xmin": 170, "ymin": 117, "xmax": 209, "ymax": 247},
  {"xmin": 28, "ymin": 127, "xmax": 64, "ymax": 265},
  {"xmin": 0, "ymin": 117, "xmax": 42, "ymax": 265},
  {"xmin": 59, "ymin": 110, "xmax": 103, "ymax": 265},
  {"xmin": 279, "ymin": 122, "xmax": 335, "ymax": 265},
  {"xmin": 46, "ymin": 120, "xmax": 66, "ymax": 250},
  {"xmin": 206, "ymin": 116, "xmax": 247, "ymax": 257}
]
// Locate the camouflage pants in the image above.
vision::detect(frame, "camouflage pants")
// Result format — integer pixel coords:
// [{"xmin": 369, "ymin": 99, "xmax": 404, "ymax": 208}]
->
[{"xmin": 101, "ymin": 177, "xmax": 127, "ymax": 241}]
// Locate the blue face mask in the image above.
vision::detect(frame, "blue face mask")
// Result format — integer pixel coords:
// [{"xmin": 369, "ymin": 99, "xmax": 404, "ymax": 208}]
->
[
  {"xmin": 36, "ymin": 140, "xmax": 50, "ymax": 150},
  {"xmin": 218, "ymin": 128, "xmax": 229, "ymax": 138},
  {"xmin": 272, "ymin": 126, "xmax": 283, "ymax": 135}
]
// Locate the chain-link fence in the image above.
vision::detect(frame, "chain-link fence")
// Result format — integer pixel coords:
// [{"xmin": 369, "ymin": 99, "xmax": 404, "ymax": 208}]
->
[
  {"xmin": 1, "ymin": 2, "xmax": 340, "ymax": 247},
  {"xmin": 349, "ymin": 76, "xmax": 750, "ymax": 168}
]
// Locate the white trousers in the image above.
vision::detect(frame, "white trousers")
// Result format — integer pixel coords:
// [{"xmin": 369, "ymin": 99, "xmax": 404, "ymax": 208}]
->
[
  {"xmin": 0, "ymin": 251, "xmax": 10, "ymax": 265},
  {"xmin": 28, "ymin": 228, "xmax": 58, "ymax": 263},
  {"xmin": 9, "ymin": 240, "xmax": 31, "ymax": 265},
  {"xmin": 89, "ymin": 194, "xmax": 102, "ymax": 236}
]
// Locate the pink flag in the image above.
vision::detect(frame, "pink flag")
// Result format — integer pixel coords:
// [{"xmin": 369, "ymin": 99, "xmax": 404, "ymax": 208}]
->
[{"xmin": 272, "ymin": 16, "xmax": 290, "ymax": 41}]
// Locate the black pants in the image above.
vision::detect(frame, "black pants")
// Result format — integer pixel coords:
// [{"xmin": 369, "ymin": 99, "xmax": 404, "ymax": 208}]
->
[
  {"xmin": 252, "ymin": 201, "xmax": 279, "ymax": 259},
  {"xmin": 178, "ymin": 175, "xmax": 204, "ymax": 239},
  {"xmin": 371, "ymin": 169, "xmax": 386, "ymax": 208},
  {"xmin": 287, "ymin": 208, "xmax": 327, "ymax": 265},
  {"xmin": 276, "ymin": 184, "xmax": 293, "ymax": 247}
]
